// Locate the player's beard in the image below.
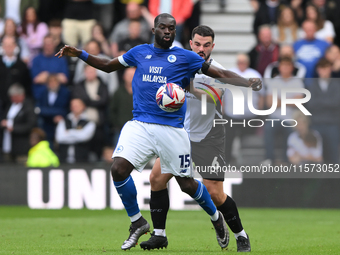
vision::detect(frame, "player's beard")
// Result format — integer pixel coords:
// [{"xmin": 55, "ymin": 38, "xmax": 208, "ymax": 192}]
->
[
  {"xmin": 198, "ymin": 51, "xmax": 211, "ymax": 61},
  {"xmin": 155, "ymin": 33, "xmax": 174, "ymax": 49}
]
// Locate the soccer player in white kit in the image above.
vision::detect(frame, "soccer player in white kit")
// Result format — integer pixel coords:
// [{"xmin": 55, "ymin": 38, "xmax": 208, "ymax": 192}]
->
[{"xmin": 56, "ymin": 14, "xmax": 261, "ymax": 250}]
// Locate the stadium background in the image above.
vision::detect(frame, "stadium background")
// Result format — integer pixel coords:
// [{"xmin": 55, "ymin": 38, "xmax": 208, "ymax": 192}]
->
[{"xmin": 1, "ymin": 0, "xmax": 340, "ymax": 209}]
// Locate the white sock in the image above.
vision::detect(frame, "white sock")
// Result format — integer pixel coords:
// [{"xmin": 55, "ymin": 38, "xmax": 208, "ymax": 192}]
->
[
  {"xmin": 234, "ymin": 229, "xmax": 247, "ymax": 239},
  {"xmin": 130, "ymin": 212, "xmax": 142, "ymax": 222},
  {"xmin": 210, "ymin": 210, "xmax": 219, "ymax": 221},
  {"xmin": 154, "ymin": 229, "xmax": 166, "ymax": 237}
]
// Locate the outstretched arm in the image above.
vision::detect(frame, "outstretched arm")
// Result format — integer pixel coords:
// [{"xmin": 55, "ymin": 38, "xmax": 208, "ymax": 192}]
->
[
  {"xmin": 55, "ymin": 45, "xmax": 125, "ymax": 73},
  {"xmin": 203, "ymin": 63, "xmax": 262, "ymax": 91}
]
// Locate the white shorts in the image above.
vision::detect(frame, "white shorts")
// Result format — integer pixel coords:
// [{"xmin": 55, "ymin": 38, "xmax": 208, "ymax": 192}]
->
[{"xmin": 112, "ymin": 120, "xmax": 192, "ymax": 177}]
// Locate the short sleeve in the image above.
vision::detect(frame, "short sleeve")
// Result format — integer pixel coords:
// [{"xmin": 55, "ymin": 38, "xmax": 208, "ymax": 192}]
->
[{"xmin": 119, "ymin": 45, "xmax": 144, "ymax": 67}]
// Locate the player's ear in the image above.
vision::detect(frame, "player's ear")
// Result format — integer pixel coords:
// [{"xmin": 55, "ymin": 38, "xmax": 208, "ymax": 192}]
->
[
  {"xmin": 189, "ymin": 40, "xmax": 193, "ymax": 49},
  {"xmin": 152, "ymin": 27, "xmax": 155, "ymax": 34},
  {"xmin": 212, "ymin": 43, "xmax": 215, "ymax": 50}
]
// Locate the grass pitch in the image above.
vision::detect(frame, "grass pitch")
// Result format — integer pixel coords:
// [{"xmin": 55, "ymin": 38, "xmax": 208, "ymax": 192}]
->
[{"xmin": 0, "ymin": 207, "xmax": 339, "ymax": 254}]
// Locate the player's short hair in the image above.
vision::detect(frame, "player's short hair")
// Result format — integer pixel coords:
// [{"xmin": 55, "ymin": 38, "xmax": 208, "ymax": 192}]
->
[
  {"xmin": 316, "ymin": 57, "xmax": 332, "ymax": 68},
  {"xmin": 191, "ymin": 25, "xmax": 215, "ymax": 42},
  {"xmin": 154, "ymin": 13, "xmax": 175, "ymax": 27}
]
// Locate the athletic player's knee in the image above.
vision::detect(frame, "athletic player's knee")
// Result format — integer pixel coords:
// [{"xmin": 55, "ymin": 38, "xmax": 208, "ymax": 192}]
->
[
  {"xmin": 209, "ymin": 190, "xmax": 224, "ymax": 205},
  {"xmin": 110, "ymin": 162, "xmax": 127, "ymax": 181},
  {"xmin": 150, "ymin": 171, "xmax": 168, "ymax": 191},
  {"xmin": 149, "ymin": 171, "xmax": 157, "ymax": 186},
  {"xmin": 178, "ymin": 180, "xmax": 196, "ymax": 196}
]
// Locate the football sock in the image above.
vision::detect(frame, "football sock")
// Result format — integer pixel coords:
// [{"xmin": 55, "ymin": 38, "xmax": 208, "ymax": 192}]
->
[
  {"xmin": 130, "ymin": 212, "xmax": 142, "ymax": 223},
  {"xmin": 150, "ymin": 188, "xmax": 169, "ymax": 230},
  {"xmin": 154, "ymin": 229, "xmax": 166, "ymax": 237},
  {"xmin": 234, "ymin": 229, "xmax": 248, "ymax": 239},
  {"xmin": 217, "ymin": 196, "xmax": 244, "ymax": 233},
  {"xmin": 114, "ymin": 175, "xmax": 140, "ymax": 220},
  {"xmin": 192, "ymin": 180, "xmax": 217, "ymax": 219}
]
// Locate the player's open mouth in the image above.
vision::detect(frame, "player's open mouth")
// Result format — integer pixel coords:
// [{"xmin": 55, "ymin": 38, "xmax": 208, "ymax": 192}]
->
[
  {"xmin": 163, "ymin": 37, "xmax": 171, "ymax": 41},
  {"xmin": 198, "ymin": 53, "xmax": 205, "ymax": 57}
]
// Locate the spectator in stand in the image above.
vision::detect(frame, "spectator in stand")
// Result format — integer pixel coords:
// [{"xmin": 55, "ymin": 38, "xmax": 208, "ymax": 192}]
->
[
  {"xmin": 253, "ymin": 0, "xmax": 281, "ymax": 36},
  {"xmin": 72, "ymin": 65, "xmax": 109, "ymax": 161},
  {"xmin": 48, "ymin": 19, "xmax": 65, "ymax": 52},
  {"xmin": 20, "ymin": 7, "xmax": 49, "ymax": 61},
  {"xmin": 287, "ymin": 111, "xmax": 323, "ymax": 165},
  {"xmin": 26, "ymin": 127, "xmax": 60, "ymax": 167},
  {"xmin": 249, "ymin": 25, "xmax": 280, "ymax": 76},
  {"xmin": 147, "ymin": 0, "xmax": 193, "ymax": 43},
  {"xmin": 264, "ymin": 44, "xmax": 306, "ymax": 78},
  {"xmin": 35, "ymin": 74, "xmax": 70, "ymax": 148},
  {"xmin": 1, "ymin": 18, "xmax": 30, "ymax": 63},
  {"xmin": 293, "ymin": 20, "xmax": 329, "ymax": 79},
  {"xmin": 325, "ymin": 44, "xmax": 340, "ymax": 77},
  {"xmin": 109, "ymin": 2, "xmax": 150, "ymax": 58},
  {"xmin": 37, "ymin": 0, "xmax": 67, "ymax": 25},
  {"xmin": 91, "ymin": 23, "xmax": 112, "ymax": 57},
  {"xmin": 55, "ymin": 98, "xmax": 96, "ymax": 163},
  {"xmin": 73, "ymin": 39, "xmax": 118, "ymax": 95},
  {"xmin": 93, "ymin": 0, "xmax": 114, "ymax": 37},
  {"xmin": 311, "ymin": 0, "xmax": 336, "ymax": 19},
  {"xmin": 31, "ymin": 34, "xmax": 69, "ymax": 99},
  {"xmin": 62, "ymin": 0, "xmax": 96, "ymax": 47},
  {"xmin": 300, "ymin": 3, "xmax": 335, "ymax": 43},
  {"xmin": 306, "ymin": 58, "xmax": 340, "ymax": 164},
  {"xmin": 263, "ymin": 56, "xmax": 304, "ymax": 165},
  {"xmin": 309, "ymin": 0, "xmax": 340, "ymax": 47},
  {"xmin": 290, "ymin": 0, "xmax": 307, "ymax": 25},
  {"xmin": 118, "ymin": 20, "xmax": 148, "ymax": 55},
  {"xmin": 0, "ymin": 0, "xmax": 39, "ymax": 25},
  {"xmin": 223, "ymin": 53, "xmax": 263, "ymax": 164},
  {"xmin": 271, "ymin": 6, "xmax": 301, "ymax": 45},
  {"xmin": 0, "ymin": 83, "xmax": 36, "ymax": 163},
  {"xmin": 109, "ymin": 67, "xmax": 134, "ymax": 147},
  {"xmin": 0, "ymin": 36, "xmax": 31, "ymax": 112}
]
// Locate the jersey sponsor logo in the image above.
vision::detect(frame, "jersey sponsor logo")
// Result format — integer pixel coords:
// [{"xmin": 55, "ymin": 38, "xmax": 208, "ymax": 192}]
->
[
  {"xmin": 167, "ymin": 55, "xmax": 177, "ymax": 63},
  {"xmin": 145, "ymin": 55, "xmax": 152, "ymax": 59},
  {"xmin": 142, "ymin": 66, "xmax": 167, "ymax": 83},
  {"xmin": 180, "ymin": 169, "xmax": 187, "ymax": 173},
  {"xmin": 116, "ymin": 145, "xmax": 124, "ymax": 153}
]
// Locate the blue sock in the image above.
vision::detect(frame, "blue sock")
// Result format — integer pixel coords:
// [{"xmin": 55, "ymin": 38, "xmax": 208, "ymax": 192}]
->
[
  {"xmin": 114, "ymin": 176, "xmax": 140, "ymax": 217},
  {"xmin": 192, "ymin": 180, "xmax": 217, "ymax": 216}
]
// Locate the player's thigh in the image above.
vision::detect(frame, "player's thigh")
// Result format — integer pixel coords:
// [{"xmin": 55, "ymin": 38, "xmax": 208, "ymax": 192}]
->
[
  {"xmin": 112, "ymin": 121, "xmax": 156, "ymax": 172},
  {"xmin": 153, "ymin": 125, "xmax": 192, "ymax": 177},
  {"xmin": 150, "ymin": 158, "xmax": 173, "ymax": 191}
]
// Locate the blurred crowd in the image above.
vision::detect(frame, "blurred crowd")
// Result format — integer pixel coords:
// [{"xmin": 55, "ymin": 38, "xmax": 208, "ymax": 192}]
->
[
  {"xmin": 0, "ymin": 0, "xmax": 200, "ymax": 166},
  {"xmin": 239, "ymin": 0, "xmax": 340, "ymax": 166},
  {"xmin": 0, "ymin": 0, "xmax": 340, "ymax": 167}
]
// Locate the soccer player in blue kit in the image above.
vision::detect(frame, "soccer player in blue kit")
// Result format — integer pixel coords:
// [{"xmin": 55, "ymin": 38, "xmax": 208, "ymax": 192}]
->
[{"xmin": 56, "ymin": 13, "xmax": 262, "ymax": 250}]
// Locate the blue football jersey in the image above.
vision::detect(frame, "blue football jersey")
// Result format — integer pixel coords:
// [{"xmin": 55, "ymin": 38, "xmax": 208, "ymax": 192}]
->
[{"xmin": 118, "ymin": 44, "xmax": 205, "ymax": 128}]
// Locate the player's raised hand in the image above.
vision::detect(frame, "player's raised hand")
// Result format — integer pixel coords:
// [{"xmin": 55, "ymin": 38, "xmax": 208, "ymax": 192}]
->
[
  {"xmin": 248, "ymin": 78, "xmax": 262, "ymax": 91},
  {"xmin": 55, "ymin": 45, "xmax": 81, "ymax": 58}
]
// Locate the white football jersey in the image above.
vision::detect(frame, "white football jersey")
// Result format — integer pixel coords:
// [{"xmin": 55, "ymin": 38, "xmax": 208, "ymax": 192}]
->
[{"xmin": 184, "ymin": 59, "xmax": 225, "ymax": 142}]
